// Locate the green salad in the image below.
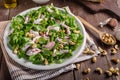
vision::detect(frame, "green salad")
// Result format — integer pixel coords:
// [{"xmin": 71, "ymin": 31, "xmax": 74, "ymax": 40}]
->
[{"xmin": 8, "ymin": 4, "xmax": 83, "ymax": 65}]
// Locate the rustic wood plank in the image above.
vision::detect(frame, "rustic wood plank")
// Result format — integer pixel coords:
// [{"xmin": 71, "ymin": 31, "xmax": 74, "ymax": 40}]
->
[
  {"xmin": 0, "ymin": 0, "xmax": 120, "ymax": 80},
  {"xmin": 0, "ymin": 0, "xmax": 10, "ymax": 80},
  {"xmin": 74, "ymin": 0, "xmax": 120, "ymax": 21},
  {"xmin": 52, "ymin": 71, "xmax": 74, "ymax": 80},
  {"xmin": 95, "ymin": 12, "xmax": 120, "ymax": 80},
  {"xmin": 74, "ymin": 14, "xmax": 114, "ymax": 80},
  {"xmin": 96, "ymin": 11, "xmax": 120, "ymax": 79},
  {"xmin": 0, "ymin": 56, "xmax": 11, "ymax": 80},
  {"xmin": 8, "ymin": 0, "xmax": 37, "ymax": 20},
  {"xmin": 0, "ymin": 46, "xmax": 3, "ymax": 68},
  {"xmin": 63, "ymin": 1, "xmax": 120, "ymax": 79},
  {"xmin": 57, "ymin": 0, "xmax": 113, "ymax": 80},
  {"xmin": 0, "ymin": 0, "xmax": 9, "ymax": 21},
  {"xmin": 74, "ymin": 57, "xmax": 112, "ymax": 80}
]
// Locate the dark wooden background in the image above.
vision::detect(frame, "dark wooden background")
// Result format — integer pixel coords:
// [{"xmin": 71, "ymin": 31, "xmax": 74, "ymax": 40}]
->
[{"xmin": 0, "ymin": 0, "xmax": 120, "ymax": 80}]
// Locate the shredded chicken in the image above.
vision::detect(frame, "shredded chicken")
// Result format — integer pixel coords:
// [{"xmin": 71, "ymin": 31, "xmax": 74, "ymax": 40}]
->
[
  {"xmin": 32, "ymin": 36, "xmax": 41, "ymax": 42},
  {"xmin": 22, "ymin": 44, "xmax": 31, "ymax": 51},
  {"xmin": 34, "ymin": 18, "xmax": 43, "ymax": 24},
  {"xmin": 60, "ymin": 50, "xmax": 69, "ymax": 54},
  {"xmin": 30, "ymin": 30, "xmax": 39, "ymax": 37},
  {"xmin": 44, "ymin": 41, "xmax": 55, "ymax": 50},
  {"xmin": 61, "ymin": 22, "xmax": 71, "ymax": 34},
  {"xmin": 46, "ymin": 26, "xmax": 60, "ymax": 35},
  {"xmin": 43, "ymin": 34, "xmax": 49, "ymax": 39},
  {"xmin": 26, "ymin": 48, "xmax": 41, "ymax": 56},
  {"xmin": 24, "ymin": 15, "xmax": 29, "ymax": 24},
  {"xmin": 56, "ymin": 37, "xmax": 68, "ymax": 45},
  {"xmin": 56, "ymin": 37, "xmax": 62, "ymax": 42},
  {"xmin": 47, "ymin": 7, "xmax": 53, "ymax": 13}
]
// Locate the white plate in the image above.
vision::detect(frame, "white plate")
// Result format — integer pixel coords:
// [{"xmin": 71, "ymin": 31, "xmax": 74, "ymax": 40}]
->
[
  {"xmin": 3, "ymin": 7, "xmax": 86, "ymax": 70},
  {"xmin": 32, "ymin": 0, "xmax": 50, "ymax": 4}
]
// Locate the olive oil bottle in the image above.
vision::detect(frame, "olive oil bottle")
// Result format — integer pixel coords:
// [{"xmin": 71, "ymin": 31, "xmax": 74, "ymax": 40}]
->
[{"xmin": 3, "ymin": 0, "xmax": 17, "ymax": 8}]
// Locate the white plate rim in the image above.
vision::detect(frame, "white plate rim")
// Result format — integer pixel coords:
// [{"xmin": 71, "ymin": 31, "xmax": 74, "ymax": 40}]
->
[{"xmin": 3, "ymin": 6, "xmax": 86, "ymax": 70}]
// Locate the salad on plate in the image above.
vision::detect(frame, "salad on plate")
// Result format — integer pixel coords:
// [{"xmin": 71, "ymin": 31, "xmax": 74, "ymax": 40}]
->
[{"xmin": 8, "ymin": 4, "xmax": 83, "ymax": 65}]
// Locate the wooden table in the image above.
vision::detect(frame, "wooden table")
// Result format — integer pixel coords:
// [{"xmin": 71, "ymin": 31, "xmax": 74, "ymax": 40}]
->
[{"xmin": 0, "ymin": 0, "xmax": 120, "ymax": 80}]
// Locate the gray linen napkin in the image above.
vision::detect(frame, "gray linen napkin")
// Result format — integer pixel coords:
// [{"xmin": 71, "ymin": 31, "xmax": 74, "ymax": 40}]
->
[
  {"xmin": 0, "ymin": 8, "xmax": 100, "ymax": 80},
  {"xmin": 0, "ymin": 31, "xmax": 100, "ymax": 80}
]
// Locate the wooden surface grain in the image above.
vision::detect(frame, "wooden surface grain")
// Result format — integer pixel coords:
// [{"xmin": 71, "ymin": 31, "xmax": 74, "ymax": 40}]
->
[{"xmin": 0, "ymin": 0, "xmax": 120, "ymax": 80}]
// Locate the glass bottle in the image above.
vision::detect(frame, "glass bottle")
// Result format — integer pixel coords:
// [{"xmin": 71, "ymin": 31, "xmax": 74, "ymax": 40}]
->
[{"xmin": 3, "ymin": 0, "xmax": 17, "ymax": 8}]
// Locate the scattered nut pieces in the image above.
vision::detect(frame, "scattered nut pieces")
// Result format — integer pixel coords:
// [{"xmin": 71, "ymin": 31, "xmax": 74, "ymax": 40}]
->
[
  {"xmin": 91, "ymin": 56, "xmax": 97, "ymax": 63},
  {"xmin": 98, "ymin": 47, "xmax": 107, "ymax": 56},
  {"xmin": 114, "ymin": 67, "xmax": 119, "ymax": 72},
  {"xmin": 112, "ymin": 67, "xmax": 120, "ymax": 76},
  {"xmin": 95, "ymin": 67, "xmax": 103, "ymax": 74},
  {"xmin": 69, "ymin": 40, "xmax": 75, "ymax": 45},
  {"xmin": 58, "ymin": 44, "xmax": 64, "ymax": 48},
  {"xmin": 111, "ymin": 48, "xmax": 117, "ymax": 55},
  {"xmin": 89, "ymin": 50, "xmax": 95, "ymax": 54},
  {"xmin": 106, "ymin": 67, "xmax": 120, "ymax": 76},
  {"xmin": 32, "ymin": 44, "xmax": 37, "ymax": 48},
  {"xmin": 73, "ymin": 30, "xmax": 80, "ymax": 34},
  {"xmin": 14, "ymin": 47, "xmax": 18, "ymax": 54},
  {"xmin": 83, "ymin": 48, "xmax": 95, "ymax": 55},
  {"xmin": 98, "ymin": 47, "xmax": 103, "ymax": 52},
  {"xmin": 101, "ymin": 50, "xmax": 107, "ymax": 56},
  {"xmin": 76, "ymin": 64, "xmax": 80, "ymax": 70},
  {"xmin": 109, "ymin": 67, "xmax": 114, "ymax": 72},
  {"xmin": 29, "ymin": 33, "xmax": 35, "ymax": 38},
  {"xmin": 114, "ymin": 45, "xmax": 119, "ymax": 50},
  {"xmin": 101, "ymin": 33, "xmax": 116, "ymax": 45},
  {"xmin": 35, "ymin": 39, "xmax": 39, "ymax": 44},
  {"xmin": 44, "ymin": 59, "xmax": 48, "ymax": 65},
  {"xmin": 114, "ymin": 72, "xmax": 119, "ymax": 76},
  {"xmin": 25, "ymin": 32, "xmax": 30, "ymax": 37},
  {"xmin": 105, "ymin": 70, "xmax": 112, "ymax": 77},
  {"xmin": 62, "ymin": 30, "xmax": 65, "ymax": 32},
  {"xmin": 111, "ymin": 45, "xmax": 119, "ymax": 55},
  {"xmin": 83, "ymin": 68, "xmax": 91, "ymax": 74},
  {"xmin": 39, "ymin": 31, "xmax": 44, "ymax": 36},
  {"xmin": 83, "ymin": 48, "xmax": 90, "ymax": 54},
  {"xmin": 111, "ymin": 58, "xmax": 120, "ymax": 64},
  {"xmin": 26, "ymin": 32, "xmax": 35, "ymax": 38}
]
